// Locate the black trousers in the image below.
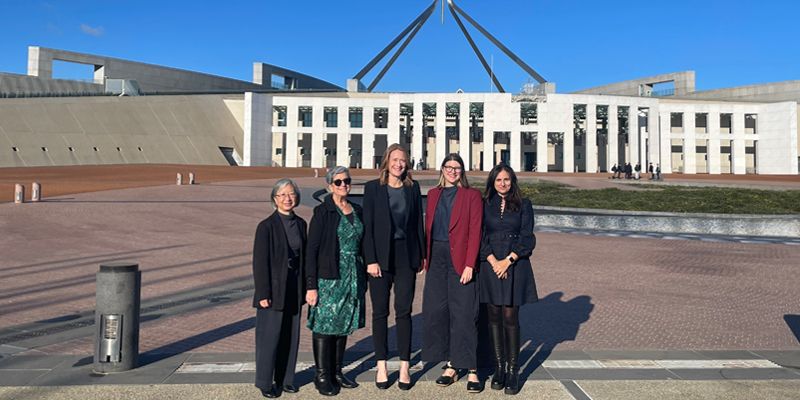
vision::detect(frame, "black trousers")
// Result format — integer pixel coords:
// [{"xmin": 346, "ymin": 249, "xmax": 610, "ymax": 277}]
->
[
  {"xmin": 422, "ymin": 240, "xmax": 479, "ymax": 369},
  {"xmin": 368, "ymin": 239, "xmax": 416, "ymax": 361},
  {"xmin": 255, "ymin": 268, "xmax": 301, "ymax": 391}
]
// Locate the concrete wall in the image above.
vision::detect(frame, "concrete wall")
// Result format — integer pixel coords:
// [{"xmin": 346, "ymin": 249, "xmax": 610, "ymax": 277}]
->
[
  {"xmin": 0, "ymin": 73, "xmax": 104, "ymax": 96},
  {"xmin": 0, "ymin": 94, "xmax": 243, "ymax": 167},
  {"xmin": 253, "ymin": 63, "xmax": 342, "ymax": 91},
  {"xmin": 757, "ymin": 101, "xmax": 798, "ymax": 174},
  {"xmin": 677, "ymin": 81, "xmax": 800, "ymax": 103},
  {"xmin": 573, "ymin": 71, "xmax": 696, "ymax": 96}
]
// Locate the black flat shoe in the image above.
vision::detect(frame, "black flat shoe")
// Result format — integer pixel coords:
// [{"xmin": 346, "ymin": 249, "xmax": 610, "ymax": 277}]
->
[
  {"xmin": 375, "ymin": 379, "xmax": 391, "ymax": 390},
  {"xmin": 281, "ymin": 384, "xmax": 298, "ymax": 394},
  {"xmin": 398, "ymin": 380, "xmax": 413, "ymax": 391},
  {"xmin": 436, "ymin": 364, "xmax": 459, "ymax": 387},
  {"xmin": 260, "ymin": 387, "xmax": 280, "ymax": 398},
  {"xmin": 466, "ymin": 371, "xmax": 482, "ymax": 394}
]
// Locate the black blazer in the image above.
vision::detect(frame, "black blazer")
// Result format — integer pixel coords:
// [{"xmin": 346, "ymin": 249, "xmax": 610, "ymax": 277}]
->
[
  {"xmin": 305, "ymin": 195, "xmax": 364, "ymax": 290},
  {"xmin": 252, "ymin": 211, "xmax": 308, "ymax": 310},
  {"xmin": 362, "ymin": 178, "xmax": 425, "ymax": 271}
]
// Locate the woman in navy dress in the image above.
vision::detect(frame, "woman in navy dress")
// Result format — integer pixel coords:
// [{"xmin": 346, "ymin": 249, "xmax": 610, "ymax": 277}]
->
[{"xmin": 479, "ymin": 163, "xmax": 537, "ymax": 395}]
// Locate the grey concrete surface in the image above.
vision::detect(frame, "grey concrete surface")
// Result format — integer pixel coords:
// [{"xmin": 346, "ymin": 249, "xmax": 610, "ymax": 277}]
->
[{"xmin": 576, "ymin": 380, "xmax": 800, "ymax": 400}]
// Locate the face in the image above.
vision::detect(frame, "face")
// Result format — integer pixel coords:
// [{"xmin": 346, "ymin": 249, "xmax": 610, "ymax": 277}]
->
[
  {"xmin": 273, "ymin": 184, "xmax": 298, "ymax": 213},
  {"xmin": 494, "ymin": 170, "xmax": 511, "ymax": 196},
  {"xmin": 328, "ymin": 172, "xmax": 351, "ymax": 197},
  {"xmin": 388, "ymin": 149, "xmax": 407, "ymax": 179},
  {"xmin": 442, "ymin": 160, "xmax": 462, "ymax": 186}
]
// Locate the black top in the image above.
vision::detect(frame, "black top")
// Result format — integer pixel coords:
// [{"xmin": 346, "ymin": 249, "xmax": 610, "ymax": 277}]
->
[
  {"xmin": 479, "ymin": 196, "xmax": 536, "ymax": 261},
  {"xmin": 362, "ymin": 179, "xmax": 426, "ymax": 272},
  {"xmin": 305, "ymin": 195, "xmax": 363, "ymax": 290},
  {"xmin": 432, "ymin": 186, "xmax": 458, "ymax": 241},
  {"xmin": 278, "ymin": 211, "xmax": 302, "ymax": 268},
  {"xmin": 387, "ymin": 185, "xmax": 408, "ymax": 239},
  {"xmin": 252, "ymin": 211, "xmax": 308, "ymax": 310}
]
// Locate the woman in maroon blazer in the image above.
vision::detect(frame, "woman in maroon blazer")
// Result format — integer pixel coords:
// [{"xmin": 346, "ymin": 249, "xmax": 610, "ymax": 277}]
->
[{"xmin": 422, "ymin": 153, "xmax": 484, "ymax": 393}]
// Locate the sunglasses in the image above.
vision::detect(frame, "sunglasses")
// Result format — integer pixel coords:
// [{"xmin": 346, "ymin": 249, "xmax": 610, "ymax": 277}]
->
[{"xmin": 333, "ymin": 178, "xmax": 352, "ymax": 187}]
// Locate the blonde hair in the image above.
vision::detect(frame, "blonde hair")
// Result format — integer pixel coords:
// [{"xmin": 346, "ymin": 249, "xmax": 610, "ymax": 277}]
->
[{"xmin": 378, "ymin": 143, "xmax": 413, "ymax": 186}]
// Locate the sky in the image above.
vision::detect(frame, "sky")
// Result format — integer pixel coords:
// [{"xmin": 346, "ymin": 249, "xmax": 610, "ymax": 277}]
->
[{"xmin": 1, "ymin": 0, "xmax": 798, "ymax": 93}]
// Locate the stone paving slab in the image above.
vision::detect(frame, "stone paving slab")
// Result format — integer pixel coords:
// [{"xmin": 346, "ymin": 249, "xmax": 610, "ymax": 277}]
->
[{"xmin": 576, "ymin": 380, "xmax": 800, "ymax": 400}]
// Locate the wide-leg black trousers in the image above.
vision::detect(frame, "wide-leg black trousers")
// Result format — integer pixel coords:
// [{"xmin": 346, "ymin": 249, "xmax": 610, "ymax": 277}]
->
[
  {"xmin": 254, "ymin": 269, "xmax": 301, "ymax": 391},
  {"xmin": 422, "ymin": 240, "xmax": 479, "ymax": 369},
  {"xmin": 368, "ymin": 239, "xmax": 417, "ymax": 361}
]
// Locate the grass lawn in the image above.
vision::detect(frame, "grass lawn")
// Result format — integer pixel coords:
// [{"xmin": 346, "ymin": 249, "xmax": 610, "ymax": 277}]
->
[{"xmin": 519, "ymin": 181, "xmax": 800, "ymax": 214}]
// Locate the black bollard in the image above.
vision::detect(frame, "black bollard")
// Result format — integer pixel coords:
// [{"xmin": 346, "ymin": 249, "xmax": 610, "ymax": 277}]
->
[{"xmin": 93, "ymin": 262, "xmax": 141, "ymax": 374}]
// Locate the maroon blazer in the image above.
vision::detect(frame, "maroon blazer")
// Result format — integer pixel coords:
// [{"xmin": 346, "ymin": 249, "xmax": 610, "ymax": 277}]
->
[{"xmin": 424, "ymin": 186, "xmax": 483, "ymax": 276}]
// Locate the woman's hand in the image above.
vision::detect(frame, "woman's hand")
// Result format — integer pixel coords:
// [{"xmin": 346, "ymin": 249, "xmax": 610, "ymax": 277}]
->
[
  {"xmin": 367, "ymin": 263, "xmax": 382, "ymax": 278},
  {"xmin": 495, "ymin": 258, "xmax": 511, "ymax": 279},
  {"xmin": 460, "ymin": 266, "xmax": 474, "ymax": 285},
  {"xmin": 418, "ymin": 259, "xmax": 427, "ymax": 275},
  {"xmin": 306, "ymin": 289, "xmax": 318, "ymax": 307},
  {"xmin": 258, "ymin": 299, "xmax": 271, "ymax": 308}
]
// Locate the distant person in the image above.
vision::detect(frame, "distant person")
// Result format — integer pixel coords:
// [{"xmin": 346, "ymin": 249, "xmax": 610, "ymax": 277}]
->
[
  {"xmin": 648, "ymin": 163, "xmax": 654, "ymax": 180},
  {"xmin": 306, "ymin": 166, "xmax": 365, "ymax": 396},
  {"xmin": 625, "ymin": 163, "xmax": 632, "ymax": 179},
  {"xmin": 611, "ymin": 164, "xmax": 618, "ymax": 179},
  {"xmin": 634, "ymin": 162, "xmax": 641, "ymax": 180},
  {"xmin": 656, "ymin": 164, "xmax": 662, "ymax": 180},
  {"xmin": 252, "ymin": 179, "xmax": 306, "ymax": 398},
  {"xmin": 410, "ymin": 158, "xmax": 416, "ymax": 170},
  {"xmin": 479, "ymin": 164, "xmax": 538, "ymax": 395}
]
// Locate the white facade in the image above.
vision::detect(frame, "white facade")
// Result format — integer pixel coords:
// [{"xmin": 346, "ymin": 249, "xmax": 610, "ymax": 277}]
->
[{"xmin": 242, "ymin": 92, "xmax": 799, "ymax": 175}]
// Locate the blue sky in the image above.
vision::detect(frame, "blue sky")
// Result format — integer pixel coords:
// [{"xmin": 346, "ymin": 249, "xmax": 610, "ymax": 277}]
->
[{"xmin": 1, "ymin": 0, "xmax": 798, "ymax": 93}]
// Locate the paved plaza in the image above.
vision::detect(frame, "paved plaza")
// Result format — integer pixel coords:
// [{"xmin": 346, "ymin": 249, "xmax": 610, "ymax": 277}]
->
[{"xmin": 1, "ymin": 168, "xmax": 799, "ymax": 399}]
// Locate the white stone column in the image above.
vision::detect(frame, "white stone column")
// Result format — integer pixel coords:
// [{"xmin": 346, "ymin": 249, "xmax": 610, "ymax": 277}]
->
[
  {"xmin": 510, "ymin": 103, "xmax": 522, "ymax": 171},
  {"xmin": 459, "ymin": 101, "xmax": 471, "ymax": 171},
  {"xmin": 336, "ymin": 106, "xmax": 350, "ymax": 167},
  {"xmin": 732, "ymin": 112, "xmax": 746, "ymax": 174},
  {"xmin": 435, "ymin": 102, "xmax": 447, "ymax": 168},
  {"xmin": 536, "ymin": 103, "xmax": 548, "ymax": 172},
  {"xmin": 285, "ymin": 103, "xmax": 299, "ymax": 168},
  {"xmin": 585, "ymin": 104, "xmax": 597, "ymax": 173},
  {"xmin": 708, "ymin": 112, "xmax": 721, "ymax": 174},
  {"xmin": 482, "ymin": 126, "xmax": 495, "ymax": 172},
  {"xmin": 659, "ymin": 111, "xmax": 672, "ymax": 173},
  {"xmin": 243, "ymin": 92, "xmax": 272, "ymax": 166},
  {"xmin": 683, "ymin": 110, "xmax": 696, "ymax": 174},
  {"xmin": 563, "ymin": 105, "xmax": 575, "ymax": 173},
  {"xmin": 608, "ymin": 105, "xmax": 618, "ymax": 168},
  {"xmin": 628, "ymin": 106, "xmax": 639, "ymax": 166},
  {"xmin": 388, "ymin": 98, "xmax": 400, "ymax": 146},
  {"xmin": 361, "ymin": 106, "xmax": 375, "ymax": 170},
  {"xmin": 311, "ymin": 103, "xmax": 325, "ymax": 168},
  {"xmin": 412, "ymin": 102, "xmax": 424, "ymax": 166},
  {"xmin": 647, "ymin": 106, "xmax": 659, "ymax": 167}
]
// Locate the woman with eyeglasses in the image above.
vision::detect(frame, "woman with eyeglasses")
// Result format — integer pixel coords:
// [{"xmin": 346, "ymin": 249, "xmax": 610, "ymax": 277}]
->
[
  {"xmin": 422, "ymin": 153, "xmax": 484, "ymax": 393},
  {"xmin": 480, "ymin": 163, "xmax": 537, "ymax": 395},
  {"xmin": 305, "ymin": 166, "xmax": 365, "ymax": 396},
  {"xmin": 362, "ymin": 144, "xmax": 425, "ymax": 390},
  {"xmin": 252, "ymin": 179, "xmax": 306, "ymax": 398}
]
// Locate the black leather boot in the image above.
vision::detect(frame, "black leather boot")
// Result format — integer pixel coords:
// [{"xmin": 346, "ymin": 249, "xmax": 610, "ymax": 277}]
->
[
  {"xmin": 334, "ymin": 336, "xmax": 358, "ymax": 389},
  {"xmin": 312, "ymin": 334, "xmax": 337, "ymax": 396},
  {"xmin": 489, "ymin": 321, "xmax": 506, "ymax": 390},
  {"xmin": 504, "ymin": 324, "xmax": 520, "ymax": 395}
]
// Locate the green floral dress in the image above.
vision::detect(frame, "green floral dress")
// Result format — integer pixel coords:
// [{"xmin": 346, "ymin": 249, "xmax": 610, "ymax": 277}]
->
[{"xmin": 307, "ymin": 207, "xmax": 365, "ymax": 336}]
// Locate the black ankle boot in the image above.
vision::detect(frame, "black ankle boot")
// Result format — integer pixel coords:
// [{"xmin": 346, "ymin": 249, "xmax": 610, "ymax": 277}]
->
[
  {"xmin": 312, "ymin": 334, "xmax": 337, "ymax": 396},
  {"xmin": 489, "ymin": 321, "xmax": 505, "ymax": 390},
  {"xmin": 334, "ymin": 336, "xmax": 358, "ymax": 389},
  {"xmin": 504, "ymin": 324, "xmax": 520, "ymax": 395}
]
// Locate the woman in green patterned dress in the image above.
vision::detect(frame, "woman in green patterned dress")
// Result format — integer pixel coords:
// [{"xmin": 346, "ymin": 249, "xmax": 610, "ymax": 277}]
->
[{"xmin": 305, "ymin": 166, "xmax": 366, "ymax": 396}]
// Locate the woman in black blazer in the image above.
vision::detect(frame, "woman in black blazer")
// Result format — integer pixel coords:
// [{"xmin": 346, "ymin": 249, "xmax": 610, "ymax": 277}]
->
[
  {"xmin": 252, "ymin": 178, "xmax": 306, "ymax": 398},
  {"xmin": 306, "ymin": 166, "xmax": 366, "ymax": 396},
  {"xmin": 362, "ymin": 144, "xmax": 425, "ymax": 390}
]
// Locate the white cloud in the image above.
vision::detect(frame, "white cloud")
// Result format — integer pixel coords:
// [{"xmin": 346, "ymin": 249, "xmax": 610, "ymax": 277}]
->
[{"xmin": 80, "ymin": 24, "xmax": 105, "ymax": 37}]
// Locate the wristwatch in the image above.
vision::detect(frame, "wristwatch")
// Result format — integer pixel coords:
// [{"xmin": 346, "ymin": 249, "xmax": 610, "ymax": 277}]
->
[{"xmin": 506, "ymin": 255, "xmax": 516, "ymax": 264}]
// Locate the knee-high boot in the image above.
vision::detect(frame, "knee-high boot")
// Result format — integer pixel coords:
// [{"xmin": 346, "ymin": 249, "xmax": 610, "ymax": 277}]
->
[
  {"xmin": 313, "ymin": 334, "xmax": 338, "ymax": 396},
  {"xmin": 489, "ymin": 321, "xmax": 506, "ymax": 390},
  {"xmin": 334, "ymin": 336, "xmax": 358, "ymax": 388},
  {"xmin": 504, "ymin": 324, "xmax": 520, "ymax": 395}
]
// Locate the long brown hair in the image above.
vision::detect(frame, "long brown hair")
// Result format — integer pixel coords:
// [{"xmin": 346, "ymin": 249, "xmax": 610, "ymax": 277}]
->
[
  {"xmin": 437, "ymin": 153, "xmax": 470, "ymax": 188},
  {"xmin": 378, "ymin": 143, "xmax": 414, "ymax": 186}
]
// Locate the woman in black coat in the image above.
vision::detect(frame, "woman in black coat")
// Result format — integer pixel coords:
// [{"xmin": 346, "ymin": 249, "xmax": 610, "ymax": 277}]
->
[
  {"xmin": 479, "ymin": 164, "xmax": 537, "ymax": 395},
  {"xmin": 252, "ymin": 178, "xmax": 306, "ymax": 398},
  {"xmin": 362, "ymin": 144, "xmax": 425, "ymax": 390}
]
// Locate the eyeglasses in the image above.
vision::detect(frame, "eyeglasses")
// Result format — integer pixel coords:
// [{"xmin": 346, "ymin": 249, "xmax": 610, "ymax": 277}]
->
[
  {"xmin": 333, "ymin": 178, "xmax": 352, "ymax": 187},
  {"xmin": 275, "ymin": 193, "xmax": 298, "ymax": 199},
  {"xmin": 443, "ymin": 165, "xmax": 462, "ymax": 173}
]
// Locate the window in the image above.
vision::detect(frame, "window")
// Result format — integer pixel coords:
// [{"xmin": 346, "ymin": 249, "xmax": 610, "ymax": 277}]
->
[
  {"xmin": 299, "ymin": 107, "xmax": 313, "ymax": 127},
  {"xmin": 374, "ymin": 108, "xmax": 388, "ymax": 128},
  {"xmin": 273, "ymin": 106, "xmax": 287, "ymax": 127},
  {"xmin": 520, "ymin": 102, "xmax": 537, "ymax": 125},
  {"xmin": 745, "ymin": 114, "xmax": 757, "ymax": 134},
  {"xmin": 324, "ymin": 107, "xmax": 337, "ymax": 128},
  {"xmin": 349, "ymin": 107, "xmax": 363, "ymax": 128}
]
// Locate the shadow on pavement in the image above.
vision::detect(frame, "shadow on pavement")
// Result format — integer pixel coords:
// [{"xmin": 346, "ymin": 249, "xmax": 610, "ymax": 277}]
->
[{"xmin": 785, "ymin": 314, "xmax": 800, "ymax": 344}]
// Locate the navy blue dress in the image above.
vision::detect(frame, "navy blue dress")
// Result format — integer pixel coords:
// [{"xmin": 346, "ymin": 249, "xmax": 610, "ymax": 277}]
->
[{"xmin": 479, "ymin": 196, "xmax": 538, "ymax": 306}]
